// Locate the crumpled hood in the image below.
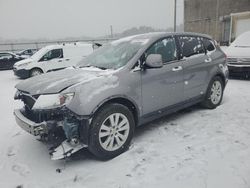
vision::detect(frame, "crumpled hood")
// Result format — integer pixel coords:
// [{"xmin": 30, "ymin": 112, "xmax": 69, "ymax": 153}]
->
[{"xmin": 15, "ymin": 67, "xmax": 113, "ymax": 95}]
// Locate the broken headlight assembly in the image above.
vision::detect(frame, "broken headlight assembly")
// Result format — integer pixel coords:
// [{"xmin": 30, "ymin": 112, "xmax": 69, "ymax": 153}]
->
[{"xmin": 32, "ymin": 93, "xmax": 74, "ymax": 110}]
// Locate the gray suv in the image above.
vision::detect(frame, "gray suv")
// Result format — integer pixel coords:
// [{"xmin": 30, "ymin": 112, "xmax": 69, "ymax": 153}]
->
[{"xmin": 14, "ymin": 32, "xmax": 228, "ymax": 160}]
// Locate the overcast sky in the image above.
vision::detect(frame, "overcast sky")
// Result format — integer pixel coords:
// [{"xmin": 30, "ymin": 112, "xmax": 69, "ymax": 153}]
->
[{"xmin": 0, "ymin": 0, "xmax": 183, "ymax": 40}]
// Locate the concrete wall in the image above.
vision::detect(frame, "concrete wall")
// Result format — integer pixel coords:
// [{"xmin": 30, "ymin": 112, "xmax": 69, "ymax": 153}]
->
[{"xmin": 184, "ymin": 0, "xmax": 250, "ymax": 42}]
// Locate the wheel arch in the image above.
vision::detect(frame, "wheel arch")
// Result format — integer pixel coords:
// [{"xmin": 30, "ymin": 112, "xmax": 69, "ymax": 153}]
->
[
  {"xmin": 30, "ymin": 67, "xmax": 44, "ymax": 74},
  {"xmin": 91, "ymin": 96, "xmax": 140, "ymax": 126},
  {"xmin": 213, "ymin": 72, "xmax": 226, "ymax": 88}
]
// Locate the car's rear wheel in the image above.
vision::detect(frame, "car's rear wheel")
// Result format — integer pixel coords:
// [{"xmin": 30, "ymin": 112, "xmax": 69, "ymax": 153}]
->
[
  {"xmin": 88, "ymin": 103, "xmax": 135, "ymax": 160},
  {"xmin": 201, "ymin": 76, "xmax": 224, "ymax": 109},
  {"xmin": 30, "ymin": 68, "xmax": 43, "ymax": 77}
]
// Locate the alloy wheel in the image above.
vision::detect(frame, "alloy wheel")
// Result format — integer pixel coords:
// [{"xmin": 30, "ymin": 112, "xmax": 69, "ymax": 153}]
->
[
  {"xmin": 210, "ymin": 81, "xmax": 222, "ymax": 105},
  {"xmin": 99, "ymin": 113, "xmax": 130, "ymax": 151}
]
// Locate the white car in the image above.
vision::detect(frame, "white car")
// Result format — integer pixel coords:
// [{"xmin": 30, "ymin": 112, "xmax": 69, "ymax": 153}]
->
[
  {"xmin": 225, "ymin": 31, "xmax": 250, "ymax": 77},
  {"xmin": 13, "ymin": 43, "xmax": 97, "ymax": 78}
]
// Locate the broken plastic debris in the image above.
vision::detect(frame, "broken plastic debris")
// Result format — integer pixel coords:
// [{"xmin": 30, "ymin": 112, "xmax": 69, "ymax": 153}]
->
[{"xmin": 50, "ymin": 140, "xmax": 87, "ymax": 160}]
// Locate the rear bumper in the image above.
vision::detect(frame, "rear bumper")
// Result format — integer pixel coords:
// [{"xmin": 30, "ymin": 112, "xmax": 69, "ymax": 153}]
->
[
  {"xmin": 14, "ymin": 109, "xmax": 45, "ymax": 136},
  {"xmin": 13, "ymin": 68, "xmax": 30, "ymax": 79},
  {"xmin": 228, "ymin": 64, "xmax": 250, "ymax": 75}
]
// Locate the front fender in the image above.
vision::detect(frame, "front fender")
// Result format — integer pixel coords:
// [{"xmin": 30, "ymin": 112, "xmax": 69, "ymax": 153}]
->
[{"xmin": 65, "ymin": 72, "xmax": 141, "ymax": 117}]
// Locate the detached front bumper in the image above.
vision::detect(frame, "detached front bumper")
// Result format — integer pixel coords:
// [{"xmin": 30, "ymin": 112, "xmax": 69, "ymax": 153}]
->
[
  {"xmin": 14, "ymin": 108, "xmax": 89, "ymax": 160},
  {"xmin": 14, "ymin": 109, "xmax": 45, "ymax": 136}
]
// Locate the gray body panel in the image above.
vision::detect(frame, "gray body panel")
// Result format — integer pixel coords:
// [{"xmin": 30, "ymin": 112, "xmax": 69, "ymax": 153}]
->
[
  {"xmin": 141, "ymin": 60, "xmax": 184, "ymax": 114},
  {"xmin": 15, "ymin": 32, "xmax": 228, "ymax": 124},
  {"xmin": 64, "ymin": 68, "xmax": 143, "ymax": 117}
]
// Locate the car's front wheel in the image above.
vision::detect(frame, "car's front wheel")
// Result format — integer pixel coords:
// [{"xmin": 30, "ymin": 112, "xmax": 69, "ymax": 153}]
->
[
  {"xmin": 88, "ymin": 103, "xmax": 135, "ymax": 160},
  {"xmin": 202, "ymin": 76, "xmax": 224, "ymax": 109},
  {"xmin": 30, "ymin": 68, "xmax": 43, "ymax": 77}
]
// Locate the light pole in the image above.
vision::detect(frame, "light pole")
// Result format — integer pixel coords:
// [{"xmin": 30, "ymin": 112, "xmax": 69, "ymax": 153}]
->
[
  {"xmin": 110, "ymin": 25, "xmax": 113, "ymax": 38},
  {"xmin": 215, "ymin": 0, "xmax": 220, "ymax": 41},
  {"xmin": 174, "ymin": 0, "xmax": 177, "ymax": 32}
]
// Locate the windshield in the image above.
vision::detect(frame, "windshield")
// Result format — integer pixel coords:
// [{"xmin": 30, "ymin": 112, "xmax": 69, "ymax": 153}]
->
[
  {"xmin": 30, "ymin": 47, "xmax": 49, "ymax": 60},
  {"xmin": 77, "ymin": 38, "xmax": 148, "ymax": 69}
]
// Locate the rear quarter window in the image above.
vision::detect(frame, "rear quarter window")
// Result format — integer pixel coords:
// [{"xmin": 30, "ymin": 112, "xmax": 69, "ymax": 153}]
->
[{"xmin": 203, "ymin": 38, "xmax": 216, "ymax": 52}]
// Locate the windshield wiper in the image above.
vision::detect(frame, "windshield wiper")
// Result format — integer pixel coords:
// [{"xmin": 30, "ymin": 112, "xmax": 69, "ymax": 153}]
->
[{"xmin": 80, "ymin": 65, "xmax": 108, "ymax": 70}]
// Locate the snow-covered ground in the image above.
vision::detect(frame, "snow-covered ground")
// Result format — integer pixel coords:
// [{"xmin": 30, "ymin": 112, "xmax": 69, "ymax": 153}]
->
[{"xmin": 0, "ymin": 70, "xmax": 250, "ymax": 188}]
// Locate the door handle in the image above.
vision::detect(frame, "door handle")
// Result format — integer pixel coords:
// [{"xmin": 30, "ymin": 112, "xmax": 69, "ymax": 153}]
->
[
  {"xmin": 172, "ymin": 66, "xmax": 183, "ymax": 72},
  {"xmin": 204, "ymin": 57, "xmax": 212, "ymax": 63},
  {"xmin": 58, "ymin": 60, "xmax": 63, "ymax": 62},
  {"xmin": 65, "ymin": 59, "xmax": 70, "ymax": 61}
]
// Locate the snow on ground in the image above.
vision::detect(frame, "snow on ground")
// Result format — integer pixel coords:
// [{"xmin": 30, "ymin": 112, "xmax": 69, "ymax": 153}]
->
[{"xmin": 0, "ymin": 70, "xmax": 250, "ymax": 188}]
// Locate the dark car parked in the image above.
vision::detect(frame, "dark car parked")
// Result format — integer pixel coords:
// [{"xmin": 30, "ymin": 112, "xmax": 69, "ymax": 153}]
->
[
  {"xmin": 16, "ymin": 49, "xmax": 38, "ymax": 58},
  {"xmin": 0, "ymin": 52, "xmax": 24, "ymax": 70}
]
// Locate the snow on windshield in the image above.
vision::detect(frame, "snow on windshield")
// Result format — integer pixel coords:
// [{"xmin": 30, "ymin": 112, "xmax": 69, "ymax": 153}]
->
[
  {"xmin": 30, "ymin": 47, "xmax": 48, "ymax": 60},
  {"xmin": 78, "ymin": 38, "xmax": 149, "ymax": 70},
  {"xmin": 231, "ymin": 31, "xmax": 250, "ymax": 47}
]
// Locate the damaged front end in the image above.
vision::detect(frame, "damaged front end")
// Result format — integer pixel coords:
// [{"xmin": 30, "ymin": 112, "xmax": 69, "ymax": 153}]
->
[{"xmin": 14, "ymin": 90, "xmax": 90, "ymax": 160}]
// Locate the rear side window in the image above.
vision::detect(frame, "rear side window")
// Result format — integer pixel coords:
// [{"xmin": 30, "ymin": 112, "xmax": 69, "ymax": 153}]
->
[
  {"xmin": 203, "ymin": 38, "xmax": 215, "ymax": 52},
  {"xmin": 146, "ymin": 37, "xmax": 177, "ymax": 63},
  {"xmin": 179, "ymin": 36, "xmax": 205, "ymax": 58}
]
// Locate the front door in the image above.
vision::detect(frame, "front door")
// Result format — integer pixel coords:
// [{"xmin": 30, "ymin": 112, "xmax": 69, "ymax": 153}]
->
[
  {"xmin": 39, "ymin": 48, "xmax": 65, "ymax": 72},
  {"xmin": 141, "ymin": 37, "xmax": 184, "ymax": 115}
]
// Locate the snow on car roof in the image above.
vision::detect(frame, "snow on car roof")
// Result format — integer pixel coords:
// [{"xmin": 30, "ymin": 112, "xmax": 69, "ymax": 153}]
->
[
  {"xmin": 45, "ymin": 42, "xmax": 92, "ymax": 50},
  {"xmin": 231, "ymin": 31, "xmax": 250, "ymax": 47}
]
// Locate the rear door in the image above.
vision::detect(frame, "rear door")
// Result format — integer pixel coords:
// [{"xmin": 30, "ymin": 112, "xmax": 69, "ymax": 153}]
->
[
  {"xmin": 177, "ymin": 35, "xmax": 211, "ymax": 100},
  {"xmin": 141, "ymin": 36, "xmax": 184, "ymax": 115}
]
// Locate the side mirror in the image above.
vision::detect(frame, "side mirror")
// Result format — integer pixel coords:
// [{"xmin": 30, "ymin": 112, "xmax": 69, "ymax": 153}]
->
[{"xmin": 145, "ymin": 54, "xmax": 163, "ymax": 68}]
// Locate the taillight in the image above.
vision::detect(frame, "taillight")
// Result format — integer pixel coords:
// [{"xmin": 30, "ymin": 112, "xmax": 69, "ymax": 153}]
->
[
  {"xmin": 224, "ymin": 53, "xmax": 227, "ymax": 64},
  {"xmin": 214, "ymin": 40, "xmax": 219, "ymax": 47}
]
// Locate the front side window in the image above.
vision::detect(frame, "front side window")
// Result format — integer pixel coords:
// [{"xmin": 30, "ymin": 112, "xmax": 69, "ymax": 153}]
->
[
  {"xmin": 24, "ymin": 49, "xmax": 32, "ymax": 55},
  {"xmin": 179, "ymin": 36, "xmax": 205, "ymax": 58},
  {"xmin": 40, "ymin": 48, "xmax": 63, "ymax": 61},
  {"xmin": 146, "ymin": 37, "xmax": 177, "ymax": 63},
  {"xmin": 23, "ymin": 50, "xmax": 29, "ymax": 55}
]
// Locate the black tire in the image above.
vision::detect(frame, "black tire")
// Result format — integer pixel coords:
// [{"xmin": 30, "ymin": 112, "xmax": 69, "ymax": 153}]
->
[
  {"xmin": 201, "ymin": 76, "xmax": 224, "ymax": 109},
  {"xmin": 30, "ymin": 68, "xmax": 43, "ymax": 77},
  {"xmin": 88, "ymin": 103, "xmax": 135, "ymax": 160}
]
